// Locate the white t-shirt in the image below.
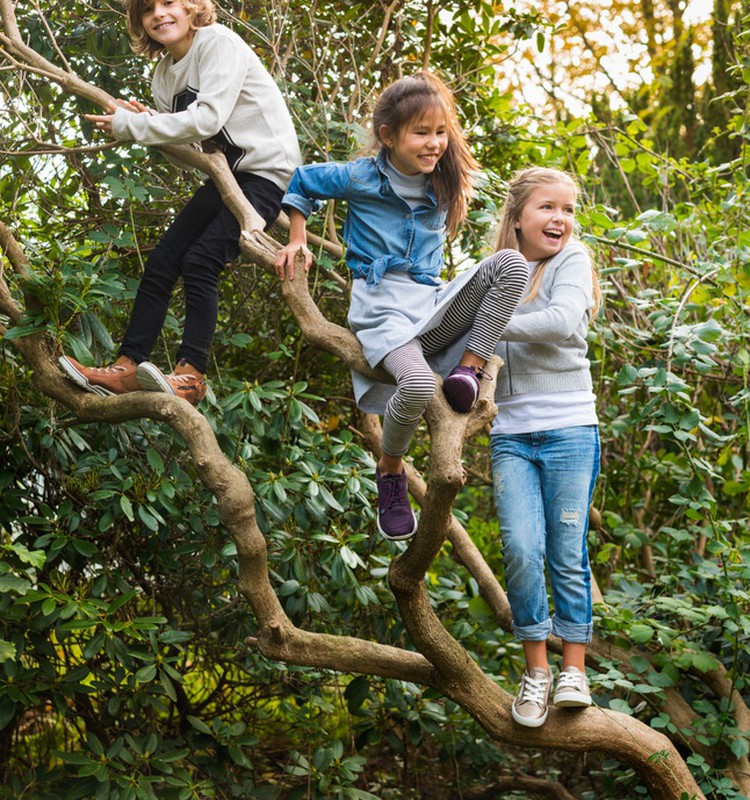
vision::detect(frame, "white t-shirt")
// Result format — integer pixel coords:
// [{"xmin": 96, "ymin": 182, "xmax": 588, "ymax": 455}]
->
[{"xmin": 491, "ymin": 389, "xmax": 598, "ymax": 435}]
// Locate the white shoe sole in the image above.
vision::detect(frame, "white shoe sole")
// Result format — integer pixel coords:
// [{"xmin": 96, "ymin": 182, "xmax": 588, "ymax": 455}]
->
[
  {"xmin": 377, "ymin": 512, "xmax": 418, "ymax": 541},
  {"xmin": 136, "ymin": 362, "xmax": 176, "ymax": 395},
  {"xmin": 58, "ymin": 356, "xmax": 114, "ymax": 397},
  {"xmin": 512, "ymin": 704, "xmax": 548, "ymax": 727},
  {"xmin": 554, "ymin": 691, "xmax": 592, "ymax": 707}
]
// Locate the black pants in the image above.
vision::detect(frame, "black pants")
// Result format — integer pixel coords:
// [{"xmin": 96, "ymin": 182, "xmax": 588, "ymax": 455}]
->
[{"xmin": 119, "ymin": 172, "xmax": 283, "ymax": 374}]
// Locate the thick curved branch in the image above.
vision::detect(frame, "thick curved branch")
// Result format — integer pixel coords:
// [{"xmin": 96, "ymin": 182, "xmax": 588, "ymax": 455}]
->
[{"xmin": 0, "ymin": 221, "xmax": 433, "ymax": 688}]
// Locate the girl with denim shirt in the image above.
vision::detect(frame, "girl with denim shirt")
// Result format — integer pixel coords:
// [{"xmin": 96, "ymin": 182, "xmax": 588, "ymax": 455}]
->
[
  {"xmin": 489, "ymin": 167, "xmax": 601, "ymax": 728},
  {"xmin": 275, "ymin": 71, "xmax": 528, "ymax": 541}
]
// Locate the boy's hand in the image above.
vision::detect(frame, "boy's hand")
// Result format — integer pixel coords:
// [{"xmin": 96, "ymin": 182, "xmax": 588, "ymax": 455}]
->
[
  {"xmin": 275, "ymin": 242, "xmax": 312, "ymax": 281},
  {"xmin": 85, "ymin": 99, "xmax": 149, "ymax": 136}
]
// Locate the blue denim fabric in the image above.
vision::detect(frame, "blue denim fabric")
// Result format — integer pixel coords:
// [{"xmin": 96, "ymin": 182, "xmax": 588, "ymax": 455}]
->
[
  {"xmin": 490, "ymin": 426, "xmax": 600, "ymax": 643},
  {"xmin": 282, "ymin": 150, "xmax": 446, "ymax": 286}
]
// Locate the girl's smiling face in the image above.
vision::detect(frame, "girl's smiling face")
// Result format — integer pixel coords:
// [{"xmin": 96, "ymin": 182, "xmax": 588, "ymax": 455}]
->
[
  {"xmin": 379, "ymin": 108, "xmax": 448, "ymax": 175},
  {"xmin": 515, "ymin": 182, "xmax": 576, "ymax": 262},
  {"xmin": 142, "ymin": 0, "xmax": 194, "ymax": 60}
]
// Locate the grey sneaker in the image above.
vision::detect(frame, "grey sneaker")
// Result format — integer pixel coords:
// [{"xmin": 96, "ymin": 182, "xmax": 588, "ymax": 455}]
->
[
  {"xmin": 553, "ymin": 666, "xmax": 592, "ymax": 707},
  {"xmin": 511, "ymin": 667, "xmax": 552, "ymax": 727}
]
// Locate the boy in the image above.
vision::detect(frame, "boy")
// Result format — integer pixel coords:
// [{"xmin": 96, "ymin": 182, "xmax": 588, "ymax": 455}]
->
[{"xmin": 59, "ymin": 0, "xmax": 301, "ymax": 405}]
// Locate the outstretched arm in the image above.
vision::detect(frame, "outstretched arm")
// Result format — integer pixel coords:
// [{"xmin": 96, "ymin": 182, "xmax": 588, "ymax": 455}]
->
[{"xmin": 84, "ymin": 99, "xmax": 150, "ymax": 137}]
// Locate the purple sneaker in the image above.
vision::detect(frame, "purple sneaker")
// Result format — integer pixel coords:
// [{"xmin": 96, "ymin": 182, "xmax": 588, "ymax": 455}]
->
[
  {"xmin": 375, "ymin": 468, "xmax": 418, "ymax": 540},
  {"xmin": 442, "ymin": 365, "xmax": 489, "ymax": 413}
]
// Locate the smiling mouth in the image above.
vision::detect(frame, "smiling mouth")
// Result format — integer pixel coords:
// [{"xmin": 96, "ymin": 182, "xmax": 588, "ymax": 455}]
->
[
  {"xmin": 153, "ymin": 21, "xmax": 174, "ymax": 32},
  {"xmin": 543, "ymin": 230, "xmax": 562, "ymax": 240}
]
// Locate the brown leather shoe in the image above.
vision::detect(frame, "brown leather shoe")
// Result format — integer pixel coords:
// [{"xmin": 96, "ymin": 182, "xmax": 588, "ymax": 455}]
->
[
  {"xmin": 58, "ymin": 355, "xmax": 140, "ymax": 397},
  {"xmin": 135, "ymin": 359, "xmax": 207, "ymax": 406}
]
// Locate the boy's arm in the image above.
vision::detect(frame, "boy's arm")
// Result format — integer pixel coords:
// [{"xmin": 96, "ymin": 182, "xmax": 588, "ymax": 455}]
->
[
  {"xmin": 85, "ymin": 99, "xmax": 149, "ymax": 136},
  {"xmin": 110, "ymin": 33, "xmax": 250, "ymax": 145}
]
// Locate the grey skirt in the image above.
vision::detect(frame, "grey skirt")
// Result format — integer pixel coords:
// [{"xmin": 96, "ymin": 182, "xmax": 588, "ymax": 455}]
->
[{"xmin": 348, "ymin": 266, "xmax": 478, "ymax": 413}]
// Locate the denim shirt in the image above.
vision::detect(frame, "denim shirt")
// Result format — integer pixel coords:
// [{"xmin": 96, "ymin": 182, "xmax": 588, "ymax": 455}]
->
[{"xmin": 282, "ymin": 150, "xmax": 446, "ymax": 286}]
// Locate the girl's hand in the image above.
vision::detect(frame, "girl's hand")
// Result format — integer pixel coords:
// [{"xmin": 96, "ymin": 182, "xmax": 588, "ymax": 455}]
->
[
  {"xmin": 84, "ymin": 99, "xmax": 149, "ymax": 136},
  {"xmin": 275, "ymin": 241, "xmax": 312, "ymax": 281}
]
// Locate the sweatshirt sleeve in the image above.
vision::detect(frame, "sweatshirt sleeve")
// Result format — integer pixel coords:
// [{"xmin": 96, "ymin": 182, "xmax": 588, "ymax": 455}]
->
[
  {"xmin": 501, "ymin": 246, "xmax": 594, "ymax": 342},
  {"xmin": 500, "ymin": 285, "xmax": 591, "ymax": 342},
  {"xmin": 111, "ymin": 32, "xmax": 249, "ymax": 145}
]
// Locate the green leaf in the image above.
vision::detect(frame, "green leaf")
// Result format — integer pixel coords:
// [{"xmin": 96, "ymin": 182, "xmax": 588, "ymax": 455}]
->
[
  {"xmin": 625, "ymin": 228, "xmax": 649, "ymax": 243},
  {"xmin": 629, "ymin": 624, "xmax": 654, "ymax": 644},
  {"xmin": 187, "ymin": 715, "xmax": 212, "ymax": 735},
  {"xmin": 135, "ymin": 664, "xmax": 157, "ymax": 683},
  {"xmin": 107, "ymin": 589, "xmax": 139, "ymax": 614},
  {"xmin": 146, "ymin": 448, "xmax": 165, "ymax": 474},
  {"xmin": 137, "ymin": 506, "xmax": 160, "ymax": 532},
  {"xmin": 731, "ymin": 737, "xmax": 750, "ymax": 760},
  {"xmin": 0, "ymin": 576, "xmax": 31, "ymax": 595},
  {"xmin": 467, "ymin": 595, "xmax": 493, "ymax": 622},
  {"xmin": 160, "ymin": 671, "xmax": 177, "ymax": 702},
  {"xmin": 344, "ymin": 676, "xmax": 370, "ymax": 714},
  {"xmin": 120, "ymin": 495, "xmax": 135, "ymax": 522},
  {"xmin": 688, "ymin": 652, "xmax": 720, "ymax": 672},
  {"xmin": 609, "ymin": 698, "xmax": 634, "ymax": 715},
  {"xmin": 41, "ymin": 598, "xmax": 57, "ymax": 616},
  {"xmin": 5, "ymin": 543, "xmax": 46, "ymax": 569},
  {"xmin": 0, "ymin": 639, "xmax": 17, "ymax": 662}
]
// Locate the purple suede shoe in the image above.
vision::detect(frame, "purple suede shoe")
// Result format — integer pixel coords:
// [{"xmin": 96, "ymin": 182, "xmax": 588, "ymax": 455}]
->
[
  {"xmin": 375, "ymin": 468, "xmax": 418, "ymax": 540},
  {"xmin": 443, "ymin": 365, "xmax": 489, "ymax": 413}
]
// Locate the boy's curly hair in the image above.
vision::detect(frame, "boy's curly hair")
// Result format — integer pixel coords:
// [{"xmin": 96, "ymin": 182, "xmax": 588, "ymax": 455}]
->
[{"xmin": 125, "ymin": 0, "xmax": 217, "ymax": 58}]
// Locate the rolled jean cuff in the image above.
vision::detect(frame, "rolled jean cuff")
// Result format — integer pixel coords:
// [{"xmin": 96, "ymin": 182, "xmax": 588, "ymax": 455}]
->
[
  {"xmin": 512, "ymin": 618, "xmax": 552, "ymax": 641},
  {"xmin": 552, "ymin": 615, "xmax": 593, "ymax": 644}
]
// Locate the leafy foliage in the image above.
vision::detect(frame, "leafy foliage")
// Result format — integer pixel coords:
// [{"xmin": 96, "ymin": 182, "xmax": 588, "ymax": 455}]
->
[{"xmin": 1, "ymin": 0, "xmax": 749, "ymax": 798}]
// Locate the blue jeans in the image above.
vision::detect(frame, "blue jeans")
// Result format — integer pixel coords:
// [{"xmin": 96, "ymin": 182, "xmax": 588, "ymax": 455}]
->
[{"xmin": 490, "ymin": 426, "xmax": 600, "ymax": 643}]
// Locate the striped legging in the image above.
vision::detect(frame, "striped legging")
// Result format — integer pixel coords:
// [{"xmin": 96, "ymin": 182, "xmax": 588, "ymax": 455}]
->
[{"xmin": 381, "ymin": 249, "xmax": 528, "ymax": 457}]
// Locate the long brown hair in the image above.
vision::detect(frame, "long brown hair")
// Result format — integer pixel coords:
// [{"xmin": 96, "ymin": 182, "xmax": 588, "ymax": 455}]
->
[
  {"xmin": 371, "ymin": 71, "xmax": 478, "ymax": 237},
  {"xmin": 125, "ymin": 0, "xmax": 217, "ymax": 58},
  {"xmin": 493, "ymin": 167, "xmax": 601, "ymax": 312}
]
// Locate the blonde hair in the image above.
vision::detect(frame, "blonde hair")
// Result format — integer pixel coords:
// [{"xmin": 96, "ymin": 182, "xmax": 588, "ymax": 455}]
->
[
  {"xmin": 371, "ymin": 71, "xmax": 478, "ymax": 237},
  {"xmin": 125, "ymin": 0, "xmax": 217, "ymax": 58},
  {"xmin": 493, "ymin": 167, "xmax": 601, "ymax": 312}
]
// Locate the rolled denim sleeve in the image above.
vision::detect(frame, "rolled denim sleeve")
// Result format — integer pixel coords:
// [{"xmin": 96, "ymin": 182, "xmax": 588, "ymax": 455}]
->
[{"xmin": 282, "ymin": 161, "xmax": 354, "ymax": 218}]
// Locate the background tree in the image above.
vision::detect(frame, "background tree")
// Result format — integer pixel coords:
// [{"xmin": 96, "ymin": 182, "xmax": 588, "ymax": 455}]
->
[{"xmin": 0, "ymin": 1, "xmax": 749, "ymax": 799}]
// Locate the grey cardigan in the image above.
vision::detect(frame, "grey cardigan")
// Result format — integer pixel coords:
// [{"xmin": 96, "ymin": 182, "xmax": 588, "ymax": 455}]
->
[{"xmin": 495, "ymin": 242, "xmax": 595, "ymax": 398}]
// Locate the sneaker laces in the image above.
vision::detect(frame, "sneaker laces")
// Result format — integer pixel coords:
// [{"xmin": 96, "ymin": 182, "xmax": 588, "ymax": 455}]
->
[
  {"xmin": 379, "ymin": 473, "xmax": 408, "ymax": 514},
  {"xmin": 91, "ymin": 364, "xmax": 129, "ymax": 376},
  {"xmin": 170, "ymin": 373, "xmax": 199, "ymax": 384},
  {"xmin": 557, "ymin": 670, "xmax": 586, "ymax": 690},
  {"xmin": 518, "ymin": 673, "xmax": 550, "ymax": 706}
]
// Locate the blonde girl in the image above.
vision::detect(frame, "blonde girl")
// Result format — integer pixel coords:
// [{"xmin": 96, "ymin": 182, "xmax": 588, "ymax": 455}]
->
[{"xmin": 490, "ymin": 167, "xmax": 601, "ymax": 727}]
